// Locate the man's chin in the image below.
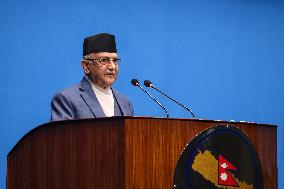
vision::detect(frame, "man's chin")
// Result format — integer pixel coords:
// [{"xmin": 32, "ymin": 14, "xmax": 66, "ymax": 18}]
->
[{"xmin": 104, "ymin": 78, "xmax": 116, "ymax": 86}]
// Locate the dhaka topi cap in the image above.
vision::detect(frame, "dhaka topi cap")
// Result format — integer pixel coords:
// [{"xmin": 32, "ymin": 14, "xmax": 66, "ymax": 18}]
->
[{"xmin": 83, "ymin": 33, "xmax": 117, "ymax": 56}]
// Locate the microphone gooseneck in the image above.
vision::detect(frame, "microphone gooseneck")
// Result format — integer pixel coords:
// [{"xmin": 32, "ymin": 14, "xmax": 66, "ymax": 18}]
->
[
  {"xmin": 143, "ymin": 80, "xmax": 195, "ymax": 118},
  {"xmin": 131, "ymin": 79, "xmax": 169, "ymax": 118}
]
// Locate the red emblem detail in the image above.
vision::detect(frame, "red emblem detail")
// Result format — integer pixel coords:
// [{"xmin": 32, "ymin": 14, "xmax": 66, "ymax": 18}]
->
[{"xmin": 218, "ymin": 155, "xmax": 239, "ymax": 187}]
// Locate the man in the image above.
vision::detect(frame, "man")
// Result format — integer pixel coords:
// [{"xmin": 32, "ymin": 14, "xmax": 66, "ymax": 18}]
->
[{"xmin": 50, "ymin": 33, "xmax": 134, "ymax": 121}]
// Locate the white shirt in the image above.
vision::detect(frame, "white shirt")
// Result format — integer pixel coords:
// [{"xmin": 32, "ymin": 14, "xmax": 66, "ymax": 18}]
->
[{"xmin": 89, "ymin": 81, "xmax": 114, "ymax": 117}]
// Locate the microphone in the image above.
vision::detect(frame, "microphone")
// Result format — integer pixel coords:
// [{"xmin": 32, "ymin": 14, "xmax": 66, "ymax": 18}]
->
[
  {"xmin": 131, "ymin": 79, "xmax": 169, "ymax": 118},
  {"xmin": 144, "ymin": 80, "xmax": 195, "ymax": 118}
]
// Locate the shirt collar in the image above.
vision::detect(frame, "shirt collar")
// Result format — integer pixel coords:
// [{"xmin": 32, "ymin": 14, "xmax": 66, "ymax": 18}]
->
[{"xmin": 86, "ymin": 76, "xmax": 112, "ymax": 94}]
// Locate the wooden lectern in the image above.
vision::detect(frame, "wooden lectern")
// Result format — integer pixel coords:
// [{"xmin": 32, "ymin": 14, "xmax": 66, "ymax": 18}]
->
[{"xmin": 7, "ymin": 117, "xmax": 277, "ymax": 188}]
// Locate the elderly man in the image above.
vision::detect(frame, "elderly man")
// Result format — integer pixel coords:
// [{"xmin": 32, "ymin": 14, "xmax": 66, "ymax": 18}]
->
[{"xmin": 50, "ymin": 33, "xmax": 134, "ymax": 121}]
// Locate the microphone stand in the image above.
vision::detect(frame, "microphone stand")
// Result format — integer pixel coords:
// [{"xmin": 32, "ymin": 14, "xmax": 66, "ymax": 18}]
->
[
  {"xmin": 144, "ymin": 80, "xmax": 195, "ymax": 118},
  {"xmin": 131, "ymin": 79, "xmax": 169, "ymax": 118}
]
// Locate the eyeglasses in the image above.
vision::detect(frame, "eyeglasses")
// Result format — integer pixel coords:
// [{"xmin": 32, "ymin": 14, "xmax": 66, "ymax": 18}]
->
[{"xmin": 84, "ymin": 57, "xmax": 122, "ymax": 65}]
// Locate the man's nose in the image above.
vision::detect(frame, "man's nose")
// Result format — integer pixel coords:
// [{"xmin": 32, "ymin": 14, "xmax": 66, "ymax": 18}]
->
[
  {"xmin": 108, "ymin": 60, "xmax": 116, "ymax": 66},
  {"xmin": 107, "ymin": 61, "xmax": 116, "ymax": 69}
]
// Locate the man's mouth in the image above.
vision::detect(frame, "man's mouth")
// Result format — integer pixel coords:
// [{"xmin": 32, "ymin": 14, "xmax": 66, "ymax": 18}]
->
[{"xmin": 105, "ymin": 72, "xmax": 115, "ymax": 77}]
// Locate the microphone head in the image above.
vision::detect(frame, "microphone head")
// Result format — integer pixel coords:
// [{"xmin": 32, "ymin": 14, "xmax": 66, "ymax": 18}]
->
[
  {"xmin": 131, "ymin": 79, "xmax": 140, "ymax": 86},
  {"xmin": 144, "ymin": 80, "xmax": 152, "ymax": 87}
]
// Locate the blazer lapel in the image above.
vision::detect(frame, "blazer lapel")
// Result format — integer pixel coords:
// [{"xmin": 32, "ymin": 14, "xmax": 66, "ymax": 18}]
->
[
  {"xmin": 112, "ymin": 89, "xmax": 126, "ymax": 116},
  {"xmin": 79, "ymin": 76, "xmax": 106, "ymax": 118}
]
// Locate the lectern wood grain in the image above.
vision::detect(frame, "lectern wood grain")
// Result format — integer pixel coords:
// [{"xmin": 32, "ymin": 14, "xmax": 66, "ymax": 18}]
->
[{"xmin": 7, "ymin": 117, "xmax": 277, "ymax": 189}]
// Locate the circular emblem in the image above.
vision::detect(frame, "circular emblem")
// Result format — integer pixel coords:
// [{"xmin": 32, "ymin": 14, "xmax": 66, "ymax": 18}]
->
[{"xmin": 173, "ymin": 125, "xmax": 263, "ymax": 189}]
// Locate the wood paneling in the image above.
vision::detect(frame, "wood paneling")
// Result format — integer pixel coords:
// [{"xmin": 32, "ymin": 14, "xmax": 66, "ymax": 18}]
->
[{"xmin": 7, "ymin": 117, "xmax": 277, "ymax": 189}]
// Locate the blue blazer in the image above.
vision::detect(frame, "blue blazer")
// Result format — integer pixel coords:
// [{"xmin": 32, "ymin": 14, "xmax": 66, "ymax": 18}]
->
[{"xmin": 51, "ymin": 76, "xmax": 134, "ymax": 121}]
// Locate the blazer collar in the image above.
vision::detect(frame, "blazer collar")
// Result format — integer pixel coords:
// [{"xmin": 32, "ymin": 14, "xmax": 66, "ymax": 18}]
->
[
  {"xmin": 78, "ymin": 76, "xmax": 106, "ymax": 118},
  {"xmin": 79, "ymin": 76, "xmax": 127, "ymax": 117},
  {"xmin": 112, "ymin": 89, "xmax": 127, "ymax": 116}
]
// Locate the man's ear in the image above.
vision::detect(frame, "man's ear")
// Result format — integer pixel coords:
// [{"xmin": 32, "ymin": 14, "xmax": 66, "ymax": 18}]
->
[{"xmin": 81, "ymin": 60, "xmax": 90, "ymax": 74}]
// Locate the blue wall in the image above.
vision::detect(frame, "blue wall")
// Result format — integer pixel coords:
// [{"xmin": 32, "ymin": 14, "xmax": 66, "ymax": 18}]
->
[{"xmin": 1, "ymin": 0, "xmax": 283, "ymax": 188}]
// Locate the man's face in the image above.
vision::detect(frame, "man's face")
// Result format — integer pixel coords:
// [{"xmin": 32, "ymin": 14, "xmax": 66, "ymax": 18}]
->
[{"xmin": 82, "ymin": 52, "xmax": 119, "ymax": 89}]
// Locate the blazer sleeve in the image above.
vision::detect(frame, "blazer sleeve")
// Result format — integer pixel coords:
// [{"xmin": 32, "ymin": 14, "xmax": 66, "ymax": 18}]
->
[{"xmin": 50, "ymin": 92, "xmax": 75, "ymax": 122}]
